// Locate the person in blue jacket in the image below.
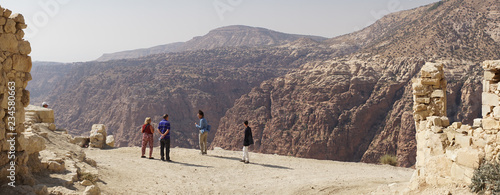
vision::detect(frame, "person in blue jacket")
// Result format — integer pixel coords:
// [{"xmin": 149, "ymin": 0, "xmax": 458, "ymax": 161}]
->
[
  {"xmin": 157, "ymin": 114, "xmax": 171, "ymax": 162},
  {"xmin": 195, "ymin": 110, "xmax": 209, "ymax": 155}
]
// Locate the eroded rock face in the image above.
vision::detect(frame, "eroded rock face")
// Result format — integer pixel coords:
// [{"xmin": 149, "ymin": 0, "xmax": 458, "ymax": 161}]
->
[
  {"xmin": 213, "ymin": 58, "xmax": 422, "ymax": 161},
  {"xmin": 212, "ymin": 57, "xmax": 485, "ymax": 167},
  {"xmin": 38, "ymin": 46, "xmax": 347, "ymax": 148}
]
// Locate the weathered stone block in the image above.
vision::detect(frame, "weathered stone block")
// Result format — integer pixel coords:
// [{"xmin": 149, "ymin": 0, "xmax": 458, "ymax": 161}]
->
[
  {"xmin": 106, "ymin": 135, "xmax": 115, "ymax": 147},
  {"xmin": 4, "ymin": 18, "xmax": 15, "ymax": 33},
  {"xmin": 12, "ymin": 54, "xmax": 31, "ymax": 72},
  {"xmin": 0, "ymin": 33, "xmax": 18, "ymax": 53},
  {"xmin": 451, "ymin": 163, "xmax": 473, "ymax": 184},
  {"xmin": 484, "ymin": 80, "xmax": 491, "ymax": 92},
  {"xmin": 3, "ymin": 9, "xmax": 12, "ymax": 17},
  {"xmin": 414, "ymin": 104, "xmax": 427, "ymax": 112},
  {"xmin": 441, "ymin": 117, "xmax": 450, "ymax": 127},
  {"xmin": 431, "ymin": 90, "xmax": 445, "ymax": 98},
  {"xmin": 426, "ymin": 116, "xmax": 442, "ymax": 127},
  {"xmin": 485, "ymin": 70, "xmax": 496, "ymax": 81},
  {"xmin": 473, "ymin": 118, "xmax": 482, "ymax": 128},
  {"xmin": 482, "ymin": 118, "xmax": 500, "ymax": 130},
  {"xmin": 484, "ymin": 105, "xmax": 494, "ymax": 117},
  {"xmin": 18, "ymin": 40, "xmax": 31, "ymax": 55},
  {"xmin": 415, "ymin": 96, "xmax": 430, "ymax": 104},
  {"xmin": 472, "ymin": 137, "xmax": 487, "ymax": 149},
  {"xmin": 425, "ymin": 155, "xmax": 452, "ymax": 177},
  {"xmin": 483, "ymin": 92, "xmax": 499, "ymax": 106},
  {"xmin": 25, "ymin": 105, "xmax": 55, "ymax": 123},
  {"xmin": 455, "ymin": 134, "xmax": 471, "ymax": 147},
  {"xmin": 456, "ymin": 148, "xmax": 482, "ymax": 168},
  {"xmin": 422, "ymin": 78, "xmax": 440, "ymax": 86},
  {"xmin": 451, "ymin": 122, "xmax": 462, "ymax": 129},
  {"xmin": 494, "ymin": 107, "xmax": 500, "ymax": 119}
]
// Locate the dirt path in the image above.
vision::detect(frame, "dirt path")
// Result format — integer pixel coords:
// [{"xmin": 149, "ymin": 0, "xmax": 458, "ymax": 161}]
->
[{"xmin": 85, "ymin": 147, "xmax": 414, "ymax": 194}]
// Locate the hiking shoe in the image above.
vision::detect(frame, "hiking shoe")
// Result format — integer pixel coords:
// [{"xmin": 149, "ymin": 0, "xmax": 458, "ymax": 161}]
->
[
  {"xmin": 149, "ymin": 157, "xmax": 154, "ymax": 159},
  {"xmin": 240, "ymin": 160, "xmax": 245, "ymax": 162},
  {"xmin": 141, "ymin": 156, "xmax": 146, "ymax": 158},
  {"xmin": 244, "ymin": 161, "xmax": 250, "ymax": 164},
  {"xmin": 161, "ymin": 158, "xmax": 165, "ymax": 161},
  {"xmin": 166, "ymin": 159, "xmax": 172, "ymax": 162}
]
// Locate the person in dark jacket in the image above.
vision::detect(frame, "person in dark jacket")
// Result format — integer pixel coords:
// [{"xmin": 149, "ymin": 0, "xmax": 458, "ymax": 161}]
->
[{"xmin": 241, "ymin": 120, "xmax": 253, "ymax": 164}]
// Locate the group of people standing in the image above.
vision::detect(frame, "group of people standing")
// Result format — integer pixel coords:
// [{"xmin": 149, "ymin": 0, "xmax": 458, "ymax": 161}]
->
[
  {"xmin": 141, "ymin": 113, "xmax": 172, "ymax": 161},
  {"xmin": 140, "ymin": 110, "xmax": 254, "ymax": 163}
]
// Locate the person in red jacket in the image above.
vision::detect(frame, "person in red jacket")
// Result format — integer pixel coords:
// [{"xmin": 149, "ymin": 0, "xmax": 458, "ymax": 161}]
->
[{"xmin": 141, "ymin": 117, "xmax": 155, "ymax": 159}]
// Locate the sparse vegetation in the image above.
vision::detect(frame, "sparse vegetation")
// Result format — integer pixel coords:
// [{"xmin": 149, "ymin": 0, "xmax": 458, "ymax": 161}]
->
[
  {"xmin": 379, "ymin": 154, "xmax": 398, "ymax": 166},
  {"xmin": 470, "ymin": 160, "xmax": 500, "ymax": 194}
]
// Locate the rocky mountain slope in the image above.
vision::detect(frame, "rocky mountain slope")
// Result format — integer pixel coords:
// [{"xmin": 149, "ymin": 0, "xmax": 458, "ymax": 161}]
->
[
  {"xmin": 29, "ymin": 62, "xmax": 72, "ymax": 106},
  {"xmin": 212, "ymin": 0, "xmax": 500, "ymax": 167},
  {"xmin": 96, "ymin": 25, "xmax": 327, "ymax": 61},
  {"xmin": 37, "ymin": 46, "xmax": 345, "ymax": 148}
]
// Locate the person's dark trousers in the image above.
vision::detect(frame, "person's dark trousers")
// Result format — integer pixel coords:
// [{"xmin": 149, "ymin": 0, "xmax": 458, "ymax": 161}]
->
[{"xmin": 160, "ymin": 138, "xmax": 171, "ymax": 160}]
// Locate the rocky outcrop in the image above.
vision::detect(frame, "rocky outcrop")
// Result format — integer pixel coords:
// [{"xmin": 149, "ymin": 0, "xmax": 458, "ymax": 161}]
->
[
  {"xmin": 2, "ymin": 105, "xmax": 102, "ymax": 194},
  {"xmin": 89, "ymin": 124, "xmax": 106, "ymax": 149},
  {"xmin": 410, "ymin": 60, "xmax": 500, "ymax": 191}
]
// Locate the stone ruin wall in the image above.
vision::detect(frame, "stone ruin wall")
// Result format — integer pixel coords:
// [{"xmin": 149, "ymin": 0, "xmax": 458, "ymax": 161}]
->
[
  {"xmin": 410, "ymin": 60, "xmax": 500, "ymax": 189},
  {"xmin": 0, "ymin": 6, "xmax": 43, "ymax": 186}
]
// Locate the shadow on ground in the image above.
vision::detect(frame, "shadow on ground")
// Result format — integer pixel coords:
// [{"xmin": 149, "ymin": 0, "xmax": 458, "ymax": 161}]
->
[{"xmin": 208, "ymin": 155, "xmax": 293, "ymax": 170}]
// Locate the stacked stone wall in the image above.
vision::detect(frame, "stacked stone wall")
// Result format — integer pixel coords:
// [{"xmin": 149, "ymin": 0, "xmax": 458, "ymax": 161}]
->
[
  {"xmin": 411, "ymin": 61, "xmax": 500, "ymax": 190},
  {"xmin": 0, "ymin": 6, "xmax": 44, "ymax": 187}
]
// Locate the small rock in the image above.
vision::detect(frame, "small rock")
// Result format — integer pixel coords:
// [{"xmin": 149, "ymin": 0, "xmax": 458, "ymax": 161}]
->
[
  {"xmin": 81, "ymin": 180, "xmax": 93, "ymax": 186},
  {"xmin": 84, "ymin": 185, "xmax": 101, "ymax": 195}
]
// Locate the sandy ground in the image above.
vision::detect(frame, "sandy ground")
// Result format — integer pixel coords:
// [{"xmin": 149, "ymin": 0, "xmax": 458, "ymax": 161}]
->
[{"xmin": 85, "ymin": 147, "xmax": 415, "ymax": 195}]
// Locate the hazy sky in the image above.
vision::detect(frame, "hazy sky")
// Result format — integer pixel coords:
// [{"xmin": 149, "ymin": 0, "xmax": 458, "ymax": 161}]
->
[{"xmin": 2, "ymin": 0, "xmax": 439, "ymax": 62}]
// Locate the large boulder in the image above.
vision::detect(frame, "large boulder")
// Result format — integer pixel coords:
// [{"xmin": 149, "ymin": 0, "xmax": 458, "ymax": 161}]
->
[{"xmin": 89, "ymin": 124, "xmax": 106, "ymax": 148}]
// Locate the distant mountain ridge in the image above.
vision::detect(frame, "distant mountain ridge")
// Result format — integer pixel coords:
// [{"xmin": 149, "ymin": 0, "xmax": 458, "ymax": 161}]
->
[{"xmin": 96, "ymin": 25, "xmax": 327, "ymax": 61}]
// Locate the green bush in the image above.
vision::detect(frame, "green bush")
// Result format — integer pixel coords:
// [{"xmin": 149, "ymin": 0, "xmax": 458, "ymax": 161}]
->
[
  {"xmin": 379, "ymin": 154, "xmax": 398, "ymax": 166},
  {"xmin": 470, "ymin": 161, "xmax": 500, "ymax": 194}
]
